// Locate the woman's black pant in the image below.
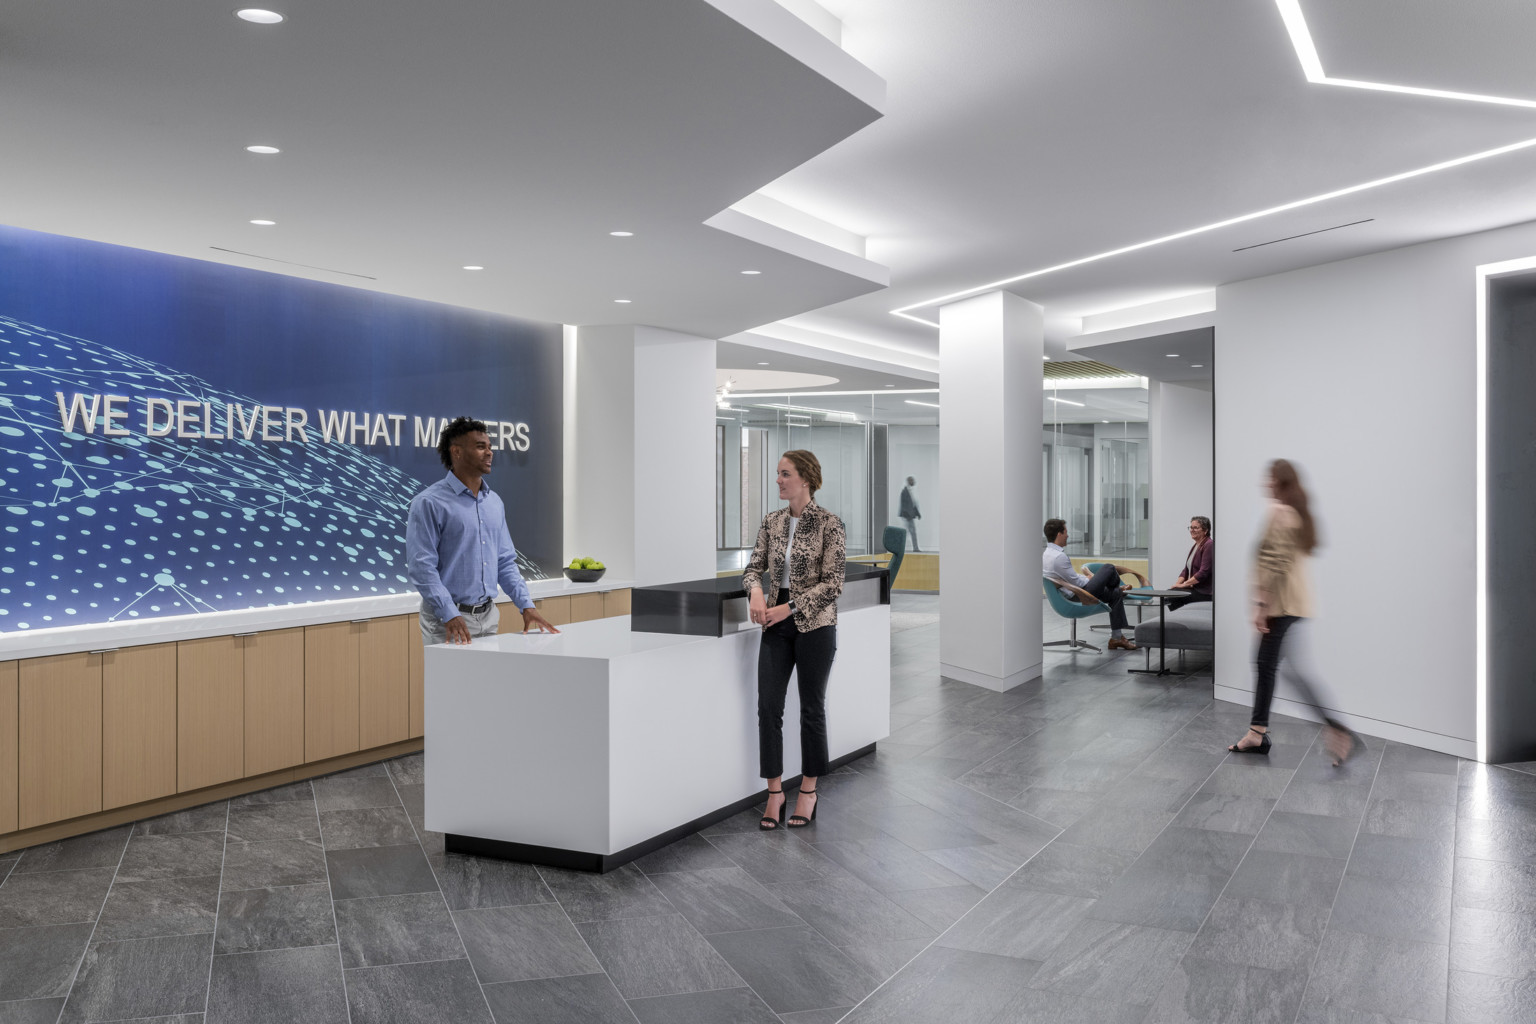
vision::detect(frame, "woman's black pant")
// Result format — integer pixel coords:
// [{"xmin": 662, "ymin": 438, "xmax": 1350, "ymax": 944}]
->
[
  {"xmin": 1165, "ymin": 591, "xmax": 1212, "ymax": 613},
  {"xmin": 1251, "ymin": 615, "xmax": 1329, "ymax": 728},
  {"xmin": 758, "ymin": 590, "xmax": 836, "ymax": 779}
]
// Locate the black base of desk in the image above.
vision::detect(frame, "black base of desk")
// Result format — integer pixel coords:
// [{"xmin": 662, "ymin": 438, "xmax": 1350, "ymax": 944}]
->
[{"xmin": 446, "ymin": 743, "xmax": 877, "ymax": 873}]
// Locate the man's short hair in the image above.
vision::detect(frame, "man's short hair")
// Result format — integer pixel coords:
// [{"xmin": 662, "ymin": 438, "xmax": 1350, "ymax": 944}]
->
[
  {"xmin": 437, "ymin": 416, "xmax": 487, "ymax": 469},
  {"xmin": 1044, "ymin": 518, "xmax": 1067, "ymax": 543}
]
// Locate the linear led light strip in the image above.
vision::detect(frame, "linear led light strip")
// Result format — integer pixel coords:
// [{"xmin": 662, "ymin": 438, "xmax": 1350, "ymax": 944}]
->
[
  {"xmin": 1471, "ymin": 255, "xmax": 1536, "ymax": 762},
  {"xmin": 890, "ymin": 1, "xmax": 1536, "ymax": 328}
]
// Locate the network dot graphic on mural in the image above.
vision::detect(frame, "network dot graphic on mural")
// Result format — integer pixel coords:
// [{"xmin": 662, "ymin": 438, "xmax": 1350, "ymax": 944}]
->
[{"xmin": 0, "ymin": 313, "xmax": 543, "ymax": 630}]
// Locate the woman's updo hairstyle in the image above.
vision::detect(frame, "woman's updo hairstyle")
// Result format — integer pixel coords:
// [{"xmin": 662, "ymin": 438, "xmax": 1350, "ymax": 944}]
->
[{"xmin": 781, "ymin": 449, "xmax": 823, "ymax": 496}]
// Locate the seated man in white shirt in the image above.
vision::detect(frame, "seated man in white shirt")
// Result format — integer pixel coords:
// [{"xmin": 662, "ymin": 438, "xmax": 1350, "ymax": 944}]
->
[{"xmin": 1041, "ymin": 518, "xmax": 1138, "ymax": 651}]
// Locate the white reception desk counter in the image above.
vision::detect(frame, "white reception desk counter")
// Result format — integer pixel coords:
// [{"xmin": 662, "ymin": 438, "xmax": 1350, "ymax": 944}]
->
[{"xmin": 424, "ymin": 580, "xmax": 890, "ymax": 871}]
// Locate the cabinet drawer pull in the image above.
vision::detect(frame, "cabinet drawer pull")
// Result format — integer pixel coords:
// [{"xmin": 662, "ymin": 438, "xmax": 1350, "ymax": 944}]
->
[
  {"xmin": 233, "ymin": 632, "xmax": 258, "ymax": 637},
  {"xmin": 350, "ymin": 618, "xmax": 372, "ymax": 624},
  {"xmin": 88, "ymin": 648, "xmax": 119, "ymax": 655}
]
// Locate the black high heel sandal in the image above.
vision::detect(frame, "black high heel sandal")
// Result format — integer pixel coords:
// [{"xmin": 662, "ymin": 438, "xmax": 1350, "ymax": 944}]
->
[
  {"xmin": 1227, "ymin": 727, "xmax": 1271, "ymax": 756},
  {"xmin": 786, "ymin": 788, "xmax": 818, "ymax": 828},
  {"xmin": 759, "ymin": 789, "xmax": 785, "ymax": 831}
]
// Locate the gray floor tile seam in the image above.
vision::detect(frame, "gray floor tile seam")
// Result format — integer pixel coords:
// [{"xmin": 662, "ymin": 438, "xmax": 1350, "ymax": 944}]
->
[
  {"xmin": 197, "ymin": 799, "xmax": 234, "ymax": 1024},
  {"xmin": 1290, "ymin": 728, "xmax": 1392, "ymax": 1024},
  {"xmin": 308, "ymin": 781, "xmax": 358, "ymax": 1024},
  {"xmin": 380, "ymin": 760, "xmax": 506, "ymax": 1024},
  {"xmin": 56, "ymin": 809, "xmax": 149, "ymax": 1022},
  {"xmin": 340, "ymin": 953, "xmax": 475, "ymax": 973},
  {"xmin": 209, "ymin": 941, "xmax": 341, "ymax": 960}
]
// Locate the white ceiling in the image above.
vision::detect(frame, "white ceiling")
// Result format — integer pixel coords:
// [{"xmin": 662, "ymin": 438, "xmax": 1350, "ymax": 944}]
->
[{"xmin": 6, "ymin": 1, "xmax": 1536, "ymax": 372}]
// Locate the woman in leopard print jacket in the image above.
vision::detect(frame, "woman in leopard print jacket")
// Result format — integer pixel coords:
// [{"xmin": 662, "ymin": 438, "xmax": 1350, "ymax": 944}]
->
[{"xmin": 742, "ymin": 449, "xmax": 846, "ymax": 831}]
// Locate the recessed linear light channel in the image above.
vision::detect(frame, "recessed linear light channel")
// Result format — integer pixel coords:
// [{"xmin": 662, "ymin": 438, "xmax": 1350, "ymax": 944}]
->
[
  {"xmin": 236, "ymin": 9, "xmax": 285, "ymax": 24},
  {"xmin": 1166, "ymin": 353, "xmax": 1180, "ymax": 358},
  {"xmin": 1231, "ymin": 218, "xmax": 1374, "ymax": 253},
  {"xmin": 614, "ymin": 298, "xmax": 632, "ymax": 304},
  {"xmin": 249, "ymin": 219, "xmax": 276, "ymax": 226},
  {"xmin": 891, "ymin": 137, "xmax": 1536, "ymax": 327},
  {"xmin": 245, "ymin": 145, "xmax": 280, "ymax": 155},
  {"xmin": 1047, "ymin": 396, "xmax": 1085, "ymax": 407},
  {"xmin": 609, "ymin": 231, "xmax": 634, "ymax": 237},
  {"xmin": 462, "ymin": 265, "xmax": 484, "ymax": 271},
  {"xmin": 741, "ymin": 270, "xmax": 762, "ymax": 275},
  {"xmin": 905, "ymin": 400, "xmax": 940, "ymax": 408}
]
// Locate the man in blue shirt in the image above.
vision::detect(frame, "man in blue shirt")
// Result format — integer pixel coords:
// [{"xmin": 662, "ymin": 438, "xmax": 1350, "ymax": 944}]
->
[
  {"xmin": 1041, "ymin": 517, "xmax": 1138, "ymax": 650},
  {"xmin": 406, "ymin": 416, "xmax": 559, "ymax": 644}
]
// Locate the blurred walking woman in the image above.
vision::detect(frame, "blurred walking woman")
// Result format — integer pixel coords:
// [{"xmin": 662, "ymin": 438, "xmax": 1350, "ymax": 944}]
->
[
  {"xmin": 742, "ymin": 450, "xmax": 846, "ymax": 830},
  {"xmin": 1228, "ymin": 459, "xmax": 1361, "ymax": 766}
]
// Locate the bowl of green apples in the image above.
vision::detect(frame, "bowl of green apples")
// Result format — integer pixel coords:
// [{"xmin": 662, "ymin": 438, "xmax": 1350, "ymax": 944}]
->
[{"xmin": 563, "ymin": 556, "xmax": 606, "ymax": 583}]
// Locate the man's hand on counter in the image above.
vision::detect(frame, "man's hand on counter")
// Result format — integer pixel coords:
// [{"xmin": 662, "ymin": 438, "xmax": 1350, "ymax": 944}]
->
[
  {"xmin": 445, "ymin": 616, "xmax": 473, "ymax": 645},
  {"xmin": 522, "ymin": 606, "xmax": 561, "ymax": 634}
]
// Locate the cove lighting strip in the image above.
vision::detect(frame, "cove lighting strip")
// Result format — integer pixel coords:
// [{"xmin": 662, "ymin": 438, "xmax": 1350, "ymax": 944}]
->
[
  {"xmin": 1471, "ymin": 255, "xmax": 1536, "ymax": 762},
  {"xmin": 1274, "ymin": 0, "xmax": 1536, "ymax": 110},
  {"xmin": 890, "ymin": 2, "xmax": 1536, "ymax": 328}
]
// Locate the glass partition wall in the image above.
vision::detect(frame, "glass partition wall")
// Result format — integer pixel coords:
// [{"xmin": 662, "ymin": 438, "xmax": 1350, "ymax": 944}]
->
[
  {"xmin": 715, "ymin": 391, "xmax": 940, "ymax": 572},
  {"xmin": 1043, "ymin": 369, "xmax": 1149, "ymax": 562}
]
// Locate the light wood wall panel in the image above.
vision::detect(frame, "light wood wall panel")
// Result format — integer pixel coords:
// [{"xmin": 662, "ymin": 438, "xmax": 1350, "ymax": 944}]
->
[
  {"xmin": 178, "ymin": 637, "xmax": 244, "ymax": 792},
  {"xmin": 604, "ymin": 588, "xmax": 632, "ymax": 617},
  {"xmin": 19, "ymin": 652, "xmax": 102, "ymax": 829},
  {"xmin": 0, "ymin": 662, "xmax": 16, "ymax": 834},
  {"xmin": 569, "ymin": 592, "xmax": 605, "ymax": 623},
  {"xmin": 359, "ymin": 616, "xmax": 410, "ymax": 750},
  {"xmin": 305, "ymin": 621, "xmax": 360, "ymax": 762},
  {"xmin": 244, "ymin": 628, "xmax": 305, "ymax": 777},
  {"xmin": 408, "ymin": 620, "xmax": 424, "ymax": 739},
  {"xmin": 103, "ymin": 644, "xmax": 178, "ymax": 809}
]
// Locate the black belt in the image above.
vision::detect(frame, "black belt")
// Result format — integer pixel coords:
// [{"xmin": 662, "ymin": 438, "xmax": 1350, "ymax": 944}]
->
[{"xmin": 456, "ymin": 598, "xmax": 494, "ymax": 615}]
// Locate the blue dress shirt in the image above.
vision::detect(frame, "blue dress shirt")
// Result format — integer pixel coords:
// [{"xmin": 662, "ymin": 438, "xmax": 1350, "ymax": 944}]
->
[{"xmin": 406, "ymin": 471, "xmax": 534, "ymax": 623}]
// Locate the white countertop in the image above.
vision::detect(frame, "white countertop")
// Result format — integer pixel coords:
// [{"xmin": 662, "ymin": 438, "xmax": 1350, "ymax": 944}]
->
[
  {"xmin": 431, "ymin": 614, "xmax": 712, "ymax": 662},
  {"xmin": 0, "ymin": 577, "xmax": 635, "ymax": 661}
]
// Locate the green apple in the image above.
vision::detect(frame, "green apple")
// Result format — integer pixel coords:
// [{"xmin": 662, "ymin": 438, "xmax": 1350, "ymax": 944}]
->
[
  {"xmin": 591, "ymin": 561, "xmax": 604, "ymax": 570},
  {"xmin": 568, "ymin": 558, "xmax": 582, "ymax": 570},
  {"xmin": 581, "ymin": 557, "xmax": 599, "ymax": 569}
]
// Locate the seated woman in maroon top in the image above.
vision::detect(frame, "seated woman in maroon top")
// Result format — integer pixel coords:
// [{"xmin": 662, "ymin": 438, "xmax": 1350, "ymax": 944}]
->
[{"xmin": 1167, "ymin": 516, "xmax": 1213, "ymax": 611}]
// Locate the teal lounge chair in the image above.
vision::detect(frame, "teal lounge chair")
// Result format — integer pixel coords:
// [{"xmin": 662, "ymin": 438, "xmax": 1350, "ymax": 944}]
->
[
  {"xmin": 1042, "ymin": 575, "xmax": 1109, "ymax": 652},
  {"xmin": 872, "ymin": 525, "xmax": 906, "ymax": 593}
]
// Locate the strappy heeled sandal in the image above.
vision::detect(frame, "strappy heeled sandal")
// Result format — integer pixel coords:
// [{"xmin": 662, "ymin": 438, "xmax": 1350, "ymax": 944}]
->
[
  {"xmin": 759, "ymin": 789, "xmax": 785, "ymax": 831},
  {"xmin": 1227, "ymin": 727, "xmax": 1271, "ymax": 756}
]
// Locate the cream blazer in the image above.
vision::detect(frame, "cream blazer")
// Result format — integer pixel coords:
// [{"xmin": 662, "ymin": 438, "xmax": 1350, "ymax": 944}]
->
[{"xmin": 1254, "ymin": 501, "xmax": 1314, "ymax": 618}]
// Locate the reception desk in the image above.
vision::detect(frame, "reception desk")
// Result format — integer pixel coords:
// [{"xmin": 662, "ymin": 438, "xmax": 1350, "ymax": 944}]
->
[{"xmin": 424, "ymin": 573, "xmax": 890, "ymax": 871}]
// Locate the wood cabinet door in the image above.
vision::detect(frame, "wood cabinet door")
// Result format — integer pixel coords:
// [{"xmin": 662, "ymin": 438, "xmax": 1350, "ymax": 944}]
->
[
  {"xmin": 19, "ymin": 652, "xmax": 102, "ymax": 829},
  {"xmin": 178, "ymin": 636, "xmax": 244, "ymax": 792},
  {"xmin": 359, "ymin": 615, "xmax": 410, "ymax": 750},
  {"xmin": 569, "ymin": 592, "xmax": 605, "ymax": 623},
  {"xmin": 495, "ymin": 601, "xmax": 521, "ymax": 635},
  {"xmin": 535, "ymin": 595, "xmax": 572, "ymax": 626},
  {"xmin": 604, "ymin": 588, "xmax": 632, "ymax": 617},
  {"xmin": 0, "ymin": 661, "xmax": 16, "ymax": 834},
  {"xmin": 102, "ymin": 644, "xmax": 178, "ymax": 809},
  {"xmin": 244, "ymin": 628, "xmax": 305, "ymax": 777},
  {"xmin": 305, "ymin": 621, "xmax": 361, "ymax": 762},
  {"xmin": 407, "ymin": 619, "xmax": 424, "ymax": 739}
]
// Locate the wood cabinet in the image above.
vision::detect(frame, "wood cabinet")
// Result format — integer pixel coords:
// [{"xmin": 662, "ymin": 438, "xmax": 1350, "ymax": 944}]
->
[
  {"xmin": 178, "ymin": 637, "xmax": 243, "ymax": 793},
  {"xmin": 103, "ymin": 644, "xmax": 178, "ymax": 809},
  {"xmin": 408, "ymin": 621, "xmax": 424, "ymax": 739},
  {"xmin": 359, "ymin": 616, "xmax": 410, "ymax": 750},
  {"xmin": 605, "ymin": 588, "xmax": 632, "ymax": 617},
  {"xmin": 570, "ymin": 592, "xmax": 605, "ymax": 623},
  {"xmin": 244, "ymin": 628, "xmax": 305, "ymax": 777},
  {"xmin": 18, "ymin": 652, "xmax": 102, "ymax": 830},
  {"xmin": 305, "ymin": 621, "xmax": 361, "ymax": 762},
  {"xmin": 535, "ymin": 595, "xmax": 572, "ymax": 626},
  {"xmin": 0, "ymin": 661, "xmax": 16, "ymax": 834}
]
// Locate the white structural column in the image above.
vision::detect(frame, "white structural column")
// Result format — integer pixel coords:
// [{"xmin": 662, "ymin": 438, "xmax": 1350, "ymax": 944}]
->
[
  {"xmin": 938, "ymin": 291, "xmax": 1044, "ymax": 691},
  {"xmin": 1147, "ymin": 381, "xmax": 1214, "ymax": 585},
  {"xmin": 566, "ymin": 325, "xmax": 716, "ymax": 586}
]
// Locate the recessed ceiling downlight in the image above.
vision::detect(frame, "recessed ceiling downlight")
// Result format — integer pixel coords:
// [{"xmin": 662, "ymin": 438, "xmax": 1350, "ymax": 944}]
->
[
  {"xmin": 236, "ymin": 9, "xmax": 285, "ymax": 24},
  {"xmin": 249, "ymin": 219, "xmax": 276, "ymax": 226},
  {"xmin": 245, "ymin": 145, "xmax": 280, "ymax": 155}
]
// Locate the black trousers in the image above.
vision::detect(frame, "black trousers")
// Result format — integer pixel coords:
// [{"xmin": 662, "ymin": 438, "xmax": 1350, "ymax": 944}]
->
[
  {"xmin": 1165, "ymin": 591, "xmax": 1211, "ymax": 613},
  {"xmin": 758, "ymin": 590, "xmax": 837, "ymax": 779},
  {"xmin": 1080, "ymin": 564, "xmax": 1129, "ymax": 631},
  {"xmin": 1251, "ymin": 615, "xmax": 1329, "ymax": 728}
]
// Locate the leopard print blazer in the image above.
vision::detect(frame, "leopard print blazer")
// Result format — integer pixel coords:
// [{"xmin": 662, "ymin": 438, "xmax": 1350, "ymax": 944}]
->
[{"xmin": 740, "ymin": 500, "xmax": 847, "ymax": 632}]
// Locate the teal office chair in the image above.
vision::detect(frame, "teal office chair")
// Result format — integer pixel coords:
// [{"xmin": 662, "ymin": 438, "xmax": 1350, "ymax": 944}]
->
[
  {"xmin": 872, "ymin": 526, "xmax": 907, "ymax": 592},
  {"xmin": 1042, "ymin": 576, "xmax": 1109, "ymax": 652},
  {"xmin": 1082, "ymin": 561, "xmax": 1152, "ymax": 632}
]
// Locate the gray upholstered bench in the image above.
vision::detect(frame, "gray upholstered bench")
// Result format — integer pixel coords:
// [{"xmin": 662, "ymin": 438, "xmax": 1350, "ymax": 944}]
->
[{"xmin": 1134, "ymin": 604, "xmax": 1214, "ymax": 657}]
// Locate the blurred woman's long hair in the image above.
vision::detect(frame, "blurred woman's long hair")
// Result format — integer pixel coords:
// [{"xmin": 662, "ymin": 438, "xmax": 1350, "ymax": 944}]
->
[{"xmin": 1269, "ymin": 458, "xmax": 1318, "ymax": 554}]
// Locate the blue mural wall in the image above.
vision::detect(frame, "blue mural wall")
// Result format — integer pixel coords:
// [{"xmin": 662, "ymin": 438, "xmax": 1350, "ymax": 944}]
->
[{"xmin": 0, "ymin": 224, "xmax": 563, "ymax": 631}]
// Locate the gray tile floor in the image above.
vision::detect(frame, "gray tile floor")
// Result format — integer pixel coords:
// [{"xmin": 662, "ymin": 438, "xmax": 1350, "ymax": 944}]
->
[{"xmin": 2, "ymin": 597, "xmax": 1533, "ymax": 1023}]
